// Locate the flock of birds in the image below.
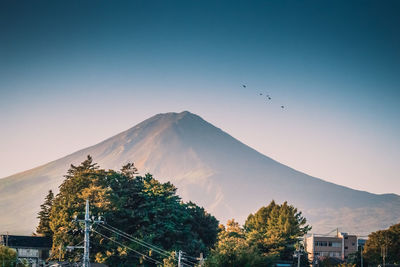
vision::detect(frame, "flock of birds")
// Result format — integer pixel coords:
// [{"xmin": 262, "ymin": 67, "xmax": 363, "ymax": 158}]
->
[{"xmin": 242, "ymin": 84, "xmax": 285, "ymax": 109}]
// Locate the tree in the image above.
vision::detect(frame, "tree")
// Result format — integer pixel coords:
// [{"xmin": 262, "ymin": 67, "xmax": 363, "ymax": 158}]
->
[
  {"xmin": 318, "ymin": 256, "xmax": 339, "ymax": 267},
  {"xmin": 206, "ymin": 201, "xmax": 311, "ymax": 266},
  {"xmin": 205, "ymin": 220, "xmax": 269, "ymax": 267},
  {"xmin": 185, "ymin": 202, "xmax": 219, "ymax": 249},
  {"xmin": 363, "ymin": 222, "xmax": 400, "ymax": 265},
  {"xmin": 49, "ymin": 155, "xmax": 107, "ymax": 262},
  {"xmin": 0, "ymin": 245, "xmax": 17, "ymax": 267},
  {"xmin": 347, "ymin": 245, "xmax": 369, "ymax": 267},
  {"xmin": 244, "ymin": 200, "xmax": 311, "ymax": 260},
  {"xmin": 47, "ymin": 156, "xmax": 219, "ymax": 266},
  {"xmin": 36, "ymin": 190, "xmax": 54, "ymax": 237},
  {"xmin": 98, "ymin": 172, "xmax": 218, "ymax": 265}
]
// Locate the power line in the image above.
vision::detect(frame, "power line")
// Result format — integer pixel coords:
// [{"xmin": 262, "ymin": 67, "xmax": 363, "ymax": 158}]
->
[
  {"xmin": 180, "ymin": 257, "xmax": 198, "ymax": 266},
  {"xmin": 92, "ymin": 229, "xmax": 162, "ymax": 265},
  {"xmin": 93, "ymin": 229, "xmax": 159, "ymax": 264},
  {"xmin": 63, "ymin": 202, "xmax": 199, "ymax": 267},
  {"xmin": 310, "ymin": 228, "xmax": 372, "ymax": 238},
  {"xmin": 181, "ymin": 251, "xmax": 200, "ymax": 260},
  {"xmin": 98, "ymin": 223, "xmax": 171, "ymax": 258},
  {"xmin": 180, "ymin": 252, "xmax": 200, "ymax": 265},
  {"xmin": 44, "ymin": 239, "xmax": 85, "ymax": 267},
  {"xmin": 100, "ymin": 223, "xmax": 170, "ymax": 256},
  {"xmin": 103, "ymin": 223, "xmax": 171, "ymax": 255},
  {"xmin": 99, "ymin": 223, "xmax": 200, "ymax": 266}
]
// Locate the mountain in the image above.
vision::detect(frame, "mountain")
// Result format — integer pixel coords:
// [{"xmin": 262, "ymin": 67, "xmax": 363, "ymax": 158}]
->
[{"xmin": 1, "ymin": 111, "xmax": 399, "ymax": 235}]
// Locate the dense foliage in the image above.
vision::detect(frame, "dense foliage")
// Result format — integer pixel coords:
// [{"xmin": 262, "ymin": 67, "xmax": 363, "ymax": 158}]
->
[
  {"xmin": 363, "ymin": 222, "xmax": 400, "ymax": 265},
  {"xmin": 206, "ymin": 201, "xmax": 311, "ymax": 266},
  {"xmin": 43, "ymin": 156, "xmax": 219, "ymax": 266},
  {"xmin": 244, "ymin": 200, "xmax": 311, "ymax": 260},
  {"xmin": 0, "ymin": 245, "xmax": 17, "ymax": 267},
  {"xmin": 36, "ymin": 190, "xmax": 54, "ymax": 237},
  {"xmin": 205, "ymin": 220, "xmax": 268, "ymax": 267},
  {"xmin": 39, "ymin": 156, "xmax": 314, "ymax": 266},
  {"xmin": 346, "ymin": 245, "xmax": 369, "ymax": 267}
]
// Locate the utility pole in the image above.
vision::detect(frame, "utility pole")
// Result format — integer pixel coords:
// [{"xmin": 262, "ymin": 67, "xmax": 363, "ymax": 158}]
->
[
  {"xmin": 381, "ymin": 245, "xmax": 387, "ymax": 267},
  {"xmin": 360, "ymin": 244, "xmax": 363, "ymax": 267},
  {"xmin": 69, "ymin": 199, "xmax": 103, "ymax": 267},
  {"xmin": 178, "ymin": 250, "xmax": 182, "ymax": 267},
  {"xmin": 294, "ymin": 241, "xmax": 303, "ymax": 267},
  {"xmin": 198, "ymin": 252, "xmax": 204, "ymax": 266},
  {"xmin": 297, "ymin": 250, "xmax": 301, "ymax": 267},
  {"xmin": 59, "ymin": 244, "xmax": 62, "ymax": 262},
  {"xmin": 83, "ymin": 199, "xmax": 90, "ymax": 267}
]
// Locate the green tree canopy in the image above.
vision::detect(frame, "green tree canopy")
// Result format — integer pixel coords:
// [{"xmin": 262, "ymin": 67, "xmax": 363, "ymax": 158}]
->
[
  {"xmin": 363, "ymin": 222, "xmax": 400, "ymax": 265},
  {"xmin": 205, "ymin": 220, "xmax": 268, "ymax": 267},
  {"xmin": 36, "ymin": 190, "xmax": 54, "ymax": 237},
  {"xmin": 0, "ymin": 246, "xmax": 21, "ymax": 267},
  {"xmin": 205, "ymin": 201, "xmax": 311, "ymax": 266},
  {"xmin": 244, "ymin": 200, "xmax": 311, "ymax": 260},
  {"xmin": 45, "ymin": 155, "xmax": 219, "ymax": 266}
]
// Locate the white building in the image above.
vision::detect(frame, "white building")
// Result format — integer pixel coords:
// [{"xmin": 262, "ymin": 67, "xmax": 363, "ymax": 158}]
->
[{"xmin": 304, "ymin": 232, "xmax": 358, "ymax": 264}]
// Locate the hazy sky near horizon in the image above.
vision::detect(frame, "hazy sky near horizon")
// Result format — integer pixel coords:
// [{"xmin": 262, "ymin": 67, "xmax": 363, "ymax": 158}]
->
[{"xmin": 1, "ymin": 1, "xmax": 399, "ymax": 194}]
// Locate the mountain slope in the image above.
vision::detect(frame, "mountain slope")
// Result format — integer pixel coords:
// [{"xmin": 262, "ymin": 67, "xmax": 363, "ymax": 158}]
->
[{"xmin": 1, "ymin": 111, "xmax": 399, "ymax": 235}]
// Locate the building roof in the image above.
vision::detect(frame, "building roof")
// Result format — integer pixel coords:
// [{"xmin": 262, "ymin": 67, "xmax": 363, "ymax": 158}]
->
[{"xmin": 0, "ymin": 235, "xmax": 52, "ymax": 249}]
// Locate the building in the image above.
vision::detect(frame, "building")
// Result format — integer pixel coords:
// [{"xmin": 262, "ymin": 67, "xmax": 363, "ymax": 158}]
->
[
  {"xmin": 0, "ymin": 234, "xmax": 52, "ymax": 266},
  {"xmin": 305, "ymin": 232, "xmax": 358, "ymax": 264}
]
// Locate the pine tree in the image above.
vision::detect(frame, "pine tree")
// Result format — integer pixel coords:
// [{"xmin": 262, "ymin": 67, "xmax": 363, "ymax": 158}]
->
[
  {"xmin": 49, "ymin": 155, "xmax": 108, "ymax": 262},
  {"xmin": 36, "ymin": 190, "xmax": 54, "ymax": 237},
  {"xmin": 244, "ymin": 201, "xmax": 311, "ymax": 260}
]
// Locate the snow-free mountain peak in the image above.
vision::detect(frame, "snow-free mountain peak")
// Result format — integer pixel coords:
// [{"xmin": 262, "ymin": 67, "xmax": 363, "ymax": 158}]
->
[{"xmin": 1, "ymin": 111, "xmax": 399, "ymax": 235}]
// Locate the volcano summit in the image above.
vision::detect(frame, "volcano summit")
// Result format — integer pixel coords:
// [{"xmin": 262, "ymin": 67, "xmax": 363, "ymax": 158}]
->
[{"xmin": 1, "ymin": 111, "xmax": 399, "ymax": 234}]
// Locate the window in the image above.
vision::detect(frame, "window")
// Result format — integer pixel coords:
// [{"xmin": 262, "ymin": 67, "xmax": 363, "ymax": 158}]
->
[
  {"xmin": 345, "ymin": 246, "xmax": 348, "ymax": 249},
  {"xmin": 329, "ymin": 252, "xmax": 341, "ymax": 257},
  {"xmin": 332, "ymin": 242, "xmax": 341, "ymax": 247},
  {"xmin": 315, "ymin": 241, "xmax": 328, "ymax": 246}
]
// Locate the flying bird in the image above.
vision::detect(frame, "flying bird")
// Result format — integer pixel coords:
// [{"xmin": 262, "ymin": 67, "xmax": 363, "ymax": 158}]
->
[{"xmin": 240, "ymin": 84, "xmax": 283, "ymax": 109}]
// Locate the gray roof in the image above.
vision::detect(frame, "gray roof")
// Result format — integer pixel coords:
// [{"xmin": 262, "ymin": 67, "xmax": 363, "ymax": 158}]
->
[{"xmin": 0, "ymin": 235, "xmax": 52, "ymax": 249}]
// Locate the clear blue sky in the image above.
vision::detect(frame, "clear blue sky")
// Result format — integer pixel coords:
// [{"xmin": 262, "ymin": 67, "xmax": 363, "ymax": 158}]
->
[{"xmin": 1, "ymin": 0, "xmax": 399, "ymax": 194}]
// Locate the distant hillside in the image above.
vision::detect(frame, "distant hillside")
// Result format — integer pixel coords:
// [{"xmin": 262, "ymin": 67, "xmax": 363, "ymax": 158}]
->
[{"xmin": 1, "ymin": 111, "xmax": 399, "ymax": 235}]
